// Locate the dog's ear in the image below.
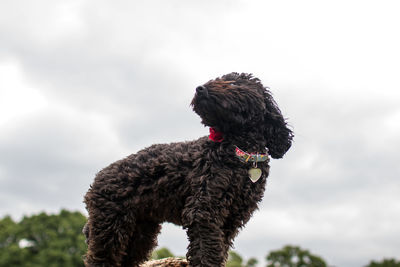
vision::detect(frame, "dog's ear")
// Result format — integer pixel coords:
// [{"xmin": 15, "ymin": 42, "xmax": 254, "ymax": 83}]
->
[{"xmin": 263, "ymin": 93, "xmax": 293, "ymax": 159}]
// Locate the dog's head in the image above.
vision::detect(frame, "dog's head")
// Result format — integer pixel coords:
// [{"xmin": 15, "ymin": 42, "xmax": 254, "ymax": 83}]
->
[{"xmin": 191, "ymin": 72, "xmax": 293, "ymax": 158}]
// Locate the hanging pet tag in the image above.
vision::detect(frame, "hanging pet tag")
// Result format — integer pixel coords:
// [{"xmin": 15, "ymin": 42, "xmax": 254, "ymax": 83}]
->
[{"xmin": 248, "ymin": 168, "xmax": 262, "ymax": 183}]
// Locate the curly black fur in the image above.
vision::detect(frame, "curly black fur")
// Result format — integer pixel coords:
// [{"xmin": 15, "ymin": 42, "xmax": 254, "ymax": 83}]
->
[{"xmin": 83, "ymin": 72, "xmax": 293, "ymax": 267}]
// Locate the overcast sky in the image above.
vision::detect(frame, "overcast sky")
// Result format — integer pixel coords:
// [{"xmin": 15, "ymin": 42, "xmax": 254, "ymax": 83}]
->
[{"xmin": 1, "ymin": 0, "xmax": 399, "ymax": 266}]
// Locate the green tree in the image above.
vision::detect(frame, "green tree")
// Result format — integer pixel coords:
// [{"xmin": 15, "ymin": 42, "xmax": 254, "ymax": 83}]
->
[
  {"xmin": 0, "ymin": 215, "xmax": 28, "ymax": 267},
  {"xmin": 151, "ymin": 247, "xmax": 174, "ymax": 259},
  {"xmin": 227, "ymin": 251, "xmax": 243, "ymax": 267},
  {"xmin": 226, "ymin": 250, "xmax": 258, "ymax": 267},
  {"xmin": 246, "ymin": 257, "xmax": 259, "ymax": 267},
  {"xmin": 0, "ymin": 210, "xmax": 87, "ymax": 267},
  {"xmin": 266, "ymin": 245, "xmax": 327, "ymax": 267},
  {"xmin": 365, "ymin": 258, "xmax": 400, "ymax": 267}
]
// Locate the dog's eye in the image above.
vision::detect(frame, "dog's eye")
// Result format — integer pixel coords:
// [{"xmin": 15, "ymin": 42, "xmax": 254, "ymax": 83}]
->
[{"xmin": 223, "ymin": 81, "xmax": 237, "ymax": 90}]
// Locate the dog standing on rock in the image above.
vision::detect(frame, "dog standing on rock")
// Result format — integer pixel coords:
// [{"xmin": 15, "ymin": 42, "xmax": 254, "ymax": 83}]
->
[{"xmin": 83, "ymin": 72, "xmax": 293, "ymax": 267}]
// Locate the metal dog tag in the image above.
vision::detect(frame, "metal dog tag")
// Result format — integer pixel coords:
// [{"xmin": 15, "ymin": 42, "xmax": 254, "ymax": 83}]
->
[{"xmin": 248, "ymin": 168, "xmax": 262, "ymax": 183}]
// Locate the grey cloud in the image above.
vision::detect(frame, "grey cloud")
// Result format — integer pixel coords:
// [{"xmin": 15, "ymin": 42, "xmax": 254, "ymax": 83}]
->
[
  {"xmin": 0, "ymin": 109, "xmax": 126, "ymax": 217},
  {"xmin": 0, "ymin": 0, "xmax": 239, "ymax": 111}
]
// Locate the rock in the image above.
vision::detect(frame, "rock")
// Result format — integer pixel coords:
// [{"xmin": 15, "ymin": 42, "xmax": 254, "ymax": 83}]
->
[{"xmin": 140, "ymin": 257, "xmax": 189, "ymax": 267}]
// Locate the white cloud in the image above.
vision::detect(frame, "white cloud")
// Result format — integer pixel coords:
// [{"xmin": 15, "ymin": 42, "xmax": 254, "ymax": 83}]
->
[
  {"xmin": 0, "ymin": 59, "xmax": 48, "ymax": 126},
  {"xmin": 0, "ymin": 1, "xmax": 86, "ymax": 45}
]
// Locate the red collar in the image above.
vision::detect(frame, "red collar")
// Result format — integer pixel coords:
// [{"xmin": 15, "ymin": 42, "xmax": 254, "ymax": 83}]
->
[{"xmin": 209, "ymin": 127, "xmax": 224, "ymax": 142}]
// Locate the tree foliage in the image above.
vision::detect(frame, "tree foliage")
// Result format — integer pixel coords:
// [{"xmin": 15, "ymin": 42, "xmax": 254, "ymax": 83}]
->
[
  {"xmin": 227, "ymin": 250, "xmax": 258, "ymax": 267},
  {"xmin": 151, "ymin": 247, "xmax": 175, "ymax": 260},
  {"xmin": 365, "ymin": 258, "xmax": 400, "ymax": 267},
  {"xmin": 266, "ymin": 245, "xmax": 327, "ymax": 267},
  {"xmin": 0, "ymin": 210, "xmax": 87, "ymax": 267}
]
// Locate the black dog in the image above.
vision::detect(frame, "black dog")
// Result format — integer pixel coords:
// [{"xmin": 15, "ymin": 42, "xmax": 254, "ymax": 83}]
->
[{"xmin": 83, "ymin": 72, "xmax": 293, "ymax": 267}]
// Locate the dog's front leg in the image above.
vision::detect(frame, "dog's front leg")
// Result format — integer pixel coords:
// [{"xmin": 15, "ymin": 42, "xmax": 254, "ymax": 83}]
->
[
  {"xmin": 182, "ymin": 195, "xmax": 228, "ymax": 267},
  {"xmin": 185, "ymin": 214, "xmax": 226, "ymax": 266}
]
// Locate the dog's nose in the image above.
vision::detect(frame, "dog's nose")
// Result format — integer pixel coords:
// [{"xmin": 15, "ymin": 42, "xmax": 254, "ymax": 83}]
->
[{"xmin": 196, "ymin": 85, "xmax": 208, "ymax": 95}]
